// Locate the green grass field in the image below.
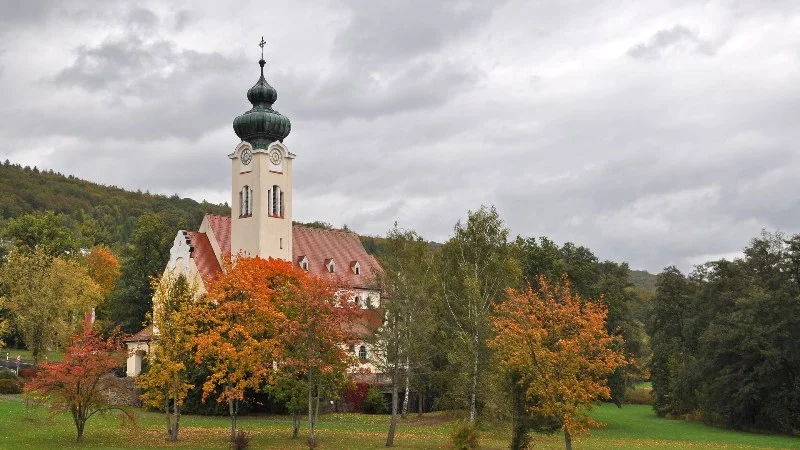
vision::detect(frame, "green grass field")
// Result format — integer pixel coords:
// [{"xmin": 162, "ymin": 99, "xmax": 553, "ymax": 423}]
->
[
  {"xmin": 0, "ymin": 397, "xmax": 797, "ymax": 449},
  {"xmin": 0, "ymin": 348, "xmax": 64, "ymax": 363}
]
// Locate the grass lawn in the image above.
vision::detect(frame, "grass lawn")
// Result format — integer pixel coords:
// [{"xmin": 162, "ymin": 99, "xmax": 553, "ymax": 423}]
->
[
  {"xmin": 0, "ymin": 348, "xmax": 64, "ymax": 363},
  {"xmin": 0, "ymin": 398, "xmax": 798, "ymax": 449}
]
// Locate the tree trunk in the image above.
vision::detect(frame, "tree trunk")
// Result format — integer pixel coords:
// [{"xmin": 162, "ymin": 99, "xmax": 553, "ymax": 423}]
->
[
  {"xmin": 291, "ymin": 412, "xmax": 299, "ymax": 439},
  {"xmin": 172, "ymin": 395, "xmax": 181, "ymax": 441},
  {"xmin": 308, "ymin": 378, "xmax": 316, "ymax": 447},
  {"xmin": 229, "ymin": 396, "xmax": 237, "ymax": 444},
  {"xmin": 387, "ymin": 364, "xmax": 398, "ymax": 447},
  {"xmin": 165, "ymin": 389, "xmax": 173, "ymax": 440},
  {"xmin": 469, "ymin": 332, "xmax": 479, "ymax": 422},
  {"xmin": 418, "ymin": 390, "xmax": 423, "ymax": 417},
  {"xmin": 564, "ymin": 429, "xmax": 572, "ymax": 450},
  {"xmin": 75, "ymin": 416, "xmax": 85, "ymax": 443},
  {"xmin": 401, "ymin": 357, "xmax": 410, "ymax": 419}
]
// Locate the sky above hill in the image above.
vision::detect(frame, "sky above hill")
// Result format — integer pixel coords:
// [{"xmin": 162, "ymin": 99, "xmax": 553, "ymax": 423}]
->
[{"xmin": 1, "ymin": 0, "xmax": 798, "ymax": 273}]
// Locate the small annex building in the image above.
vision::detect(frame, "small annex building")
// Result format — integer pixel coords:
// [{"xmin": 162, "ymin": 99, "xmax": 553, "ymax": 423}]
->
[{"xmin": 124, "ymin": 52, "xmax": 384, "ymax": 379}]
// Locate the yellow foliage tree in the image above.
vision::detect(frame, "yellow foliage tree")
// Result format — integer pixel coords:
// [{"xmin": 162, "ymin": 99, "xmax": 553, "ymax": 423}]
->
[
  {"xmin": 136, "ymin": 273, "xmax": 198, "ymax": 441},
  {"xmin": 489, "ymin": 276, "xmax": 626, "ymax": 450}
]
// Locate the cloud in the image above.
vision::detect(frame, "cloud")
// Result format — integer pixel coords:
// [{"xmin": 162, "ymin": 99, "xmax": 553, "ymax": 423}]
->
[
  {"xmin": 627, "ymin": 25, "xmax": 724, "ymax": 60},
  {"xmin": 1, "ymin": 0, "xmax": 800, "ymax": 274}
]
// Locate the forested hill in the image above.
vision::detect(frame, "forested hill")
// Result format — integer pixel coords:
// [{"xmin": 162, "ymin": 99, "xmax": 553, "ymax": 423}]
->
[{"xmin": 0, "ymin": 161, "xmax": 230, "ymax": 248}]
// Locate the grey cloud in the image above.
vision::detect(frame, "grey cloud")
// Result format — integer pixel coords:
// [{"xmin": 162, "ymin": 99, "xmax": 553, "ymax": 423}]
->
[
  {"xmin": 627, "ymin": 25, "xmax": 723, "ymax": 60},
  {"xmin": 335, "ymin": 0, "xmax": 501, "ymax": 64}
]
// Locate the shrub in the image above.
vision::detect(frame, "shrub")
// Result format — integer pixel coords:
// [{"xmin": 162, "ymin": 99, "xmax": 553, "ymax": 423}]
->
[
  {"xmin": 232, "ymin": 430, "xmax": 250, "ymax": 450},
  {"xmin": 363, "ymin": 385, "xmax": 387, "ymax": 414},
  {"xmin": 0, "ymin": 369, "xmax": 18, "ymax": 380},
  {"xmin": 450, "ymin": 419, "xmax": 479, "ymax": 449},
  {"xmin": 626, "ymin": 386, "xmax": 654, "ymax": 405},
  {"xmin": 0, "ymin": 378, "xmax": 22, "ymax": 394},
  {"xmin": 343, "ymin": 381, "xmax": 370, "ymax": 412},
  {"xmin": 18, "ymin": 368, "xmax": 38, "ymax": 379}
]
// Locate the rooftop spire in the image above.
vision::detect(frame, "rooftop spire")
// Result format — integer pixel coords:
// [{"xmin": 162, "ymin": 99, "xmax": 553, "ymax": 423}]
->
[
  {"xmin": 259, "ymin": 36, "xmax": 266, "ymax": 75},
  {"xmin": 232, "ymin": 38, "xmax": 291, "ymax": 148}
]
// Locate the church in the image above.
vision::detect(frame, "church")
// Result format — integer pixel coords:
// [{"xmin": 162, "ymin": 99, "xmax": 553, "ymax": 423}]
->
[{"xmin": 124, "ymin": 51, "xmax": 384, "ymax": 378}]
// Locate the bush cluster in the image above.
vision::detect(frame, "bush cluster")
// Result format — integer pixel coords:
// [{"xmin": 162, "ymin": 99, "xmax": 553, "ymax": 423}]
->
[
  {"xmin": 0, "ymin": 371, "xmax": 22, "ymax": 394},
  {"xmin": 450, "ymin": 419, "xmax": 479, "ymax": 449}
]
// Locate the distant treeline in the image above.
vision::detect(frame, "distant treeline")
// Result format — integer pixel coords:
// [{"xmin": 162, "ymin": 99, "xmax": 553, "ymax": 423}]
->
[{"xmin": 0, "ymin": 160, "xmax": 230, "ymax": 250}]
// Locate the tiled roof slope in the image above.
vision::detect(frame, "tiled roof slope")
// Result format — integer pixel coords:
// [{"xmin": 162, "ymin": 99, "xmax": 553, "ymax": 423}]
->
[
  {"xmin": 205, "ymin": 214, "xmax": 231, "ymax": 255},
  {"xmin": 201, "ymin": 215, "xmax": 382, "ymax": 290},
  {"xmin": 292, "ymin": 225, "xmax": 382, "ymax": 290},
  {"xmin": 123, "ymin": 326, "xmax": 153, "ymax": 343},
  {"xmin": 187, "ymin": 231, "xmax": 223, "ymax": 281}
]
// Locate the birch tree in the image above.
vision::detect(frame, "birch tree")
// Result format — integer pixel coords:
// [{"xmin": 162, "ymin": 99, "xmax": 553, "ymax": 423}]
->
[
  {"xmin": 373, "ymin": 225, "xmax": 436, "ymax": 446},
  {"xmin": 440, "ymin": 206, "xmax": 520, "ymax": 422}
]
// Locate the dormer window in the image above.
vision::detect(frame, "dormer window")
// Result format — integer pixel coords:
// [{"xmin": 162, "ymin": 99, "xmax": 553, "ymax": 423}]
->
[
  {"xmin": 350, "ymin": 261, "xmax": 361, "ymax": 275},
  {"xmin": 297, "ymin": 255, "xmax": 309, "ymax": 271},
  {"xmin": 325, "ymin": 258, "xmax": 335, "ymax": 273}
]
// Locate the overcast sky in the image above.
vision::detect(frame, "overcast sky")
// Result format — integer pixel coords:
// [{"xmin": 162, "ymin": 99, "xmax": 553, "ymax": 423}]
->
[{"xmin": 1, "ymin": 0, "xmax": 798, "ymax": 273}]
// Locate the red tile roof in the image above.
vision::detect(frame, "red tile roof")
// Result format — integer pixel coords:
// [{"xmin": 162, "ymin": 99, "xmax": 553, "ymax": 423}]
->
[
  {"xmin": 188, "ymin": 231, "xmax": 223, "ymax": 282},
  {"xmin": 200, "ymin": 215, "xmax": 382, "ymax": 290},
  {"xmin": 123, "ymin": 326, "xmax": 153, "ymax": 343},
  {"xmin": 292, "ymin": 225, "xmax": 382, "ymax": 289},
  {"xmin": 205, "ymin": 214, "xmax": 231, "ymax": 255}
]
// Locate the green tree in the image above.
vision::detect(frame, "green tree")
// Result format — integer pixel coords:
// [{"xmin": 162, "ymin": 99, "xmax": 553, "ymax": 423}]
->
[
  {"xmin": 3, "ymin": 211, "xmax": 79, "ymax": 257},
  {"xmin": 373, "ymin": 225, "xmax": 437, "ymax": 446},
  {"xmin": 440, "ymin": 206, "xmax": 520, "ymax": 421},
  {"xmin": 0, "ymin": 249, "xmax": 103, "ymax": 364},
  {"xmin": 108, "ymin": 213, "xmax": 172, "ymax": 333}
]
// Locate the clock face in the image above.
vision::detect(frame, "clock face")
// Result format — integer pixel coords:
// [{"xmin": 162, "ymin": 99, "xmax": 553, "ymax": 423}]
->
[
  {"xmin": 269, "ymin": 149, "xmax": 282, "ymax": 165},
  {"xmin": 241, "ymin": 148, "xmax": 252, "ymax": 165}
]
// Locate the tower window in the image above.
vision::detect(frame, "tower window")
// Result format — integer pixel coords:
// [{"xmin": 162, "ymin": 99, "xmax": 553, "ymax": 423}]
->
[
  {"xmin": 280, "ymin": 237, "xmax": 283, "ymax": 249},
  {"xmin": 240, "ymin": 185, "xmax": 253, "ymax": 217},
  {"xmin": 271, "ymin": 185, "xmax": 281, "ymax": 217},
  {"xmin": 302, "ymin": 261, "xmax": 308, "ymax": 270}
]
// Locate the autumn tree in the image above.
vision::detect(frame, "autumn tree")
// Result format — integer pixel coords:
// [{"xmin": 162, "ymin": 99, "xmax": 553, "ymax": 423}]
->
[
  {"xmin": 193, "ymin": 256, "xmax": 288, "ymax": 444},
  {"xmin": 85, "ymin": 246, "xmax": 121, "ymax": 298},
  {"xmin": 24, "ymin": 326, "xmax": 134, "ymax": 443},
  {"xmin": 136, "ymin": 273, "xmax": 198, "ymax": 441},
  {"xmin": 277, "ymin": 265, "xmax": 359, "ymax": 447},
  {"xmin": 373, "ymin": 225, "xmax": 437, "ymax": 446},
  {"xmin": 0, "ymin": 248, "xmax": 103, "ymax": 364},
  {"xmin": 489, "ymin": 276, "xmax": 625, "ymax": 450},
  {"xmin": 440, "ymin": 205, "xmax": 520, "ymax": 421}
]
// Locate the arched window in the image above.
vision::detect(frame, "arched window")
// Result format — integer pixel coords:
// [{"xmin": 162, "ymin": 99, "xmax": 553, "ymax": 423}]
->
[
  {"xmin": 358, "ymin": 345, "xmax": 367, "ymax": 361},
  {"xmin": 271, "ymin": 185, "xmax": 280, "ymax": 217},
  {"xmin": 240, "ymin": 186, "xmax": 253, "ymax": 217}
]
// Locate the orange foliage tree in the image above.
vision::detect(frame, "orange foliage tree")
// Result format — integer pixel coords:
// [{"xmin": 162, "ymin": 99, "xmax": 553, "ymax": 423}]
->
[
  {"xmin": 192, "ymin": 256, "xmax": 292, "ymax": 444},
  {"xmin": 24, "ymin": 326, "xmax": 134, "ymax": 443},
  {"xmin": 276, "ymin": 272, "xmax": 360, "ymax": 446},
  {"xmin": 85, "ymin": 246, "xmax": 121, "ymax": 298},
  {"xmin": 489, "ymin": 276, "xmax": 626, "ymax": 450}
]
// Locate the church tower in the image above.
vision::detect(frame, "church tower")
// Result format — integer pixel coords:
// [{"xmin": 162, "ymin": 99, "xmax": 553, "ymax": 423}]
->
[{"xmin": 229, "ymin": 51, "xmax": 293, "ymax": 261}]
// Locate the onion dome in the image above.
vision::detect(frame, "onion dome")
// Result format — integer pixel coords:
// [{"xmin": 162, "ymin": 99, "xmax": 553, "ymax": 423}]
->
[{"xmin": 233, "ymin": 59, "xmax": 291, "ymax": 149}]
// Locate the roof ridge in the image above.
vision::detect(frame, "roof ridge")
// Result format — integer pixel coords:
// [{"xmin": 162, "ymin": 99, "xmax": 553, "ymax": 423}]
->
[{"xmin": 292, "ymin": 224, "xmax": 358, "ymax": 236}]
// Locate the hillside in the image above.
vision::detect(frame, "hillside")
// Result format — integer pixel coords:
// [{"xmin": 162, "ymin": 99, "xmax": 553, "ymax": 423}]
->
[
  {"xmin": 629, "ymin": 269, "xmax": 658, "ymax": 292},
  {"xmin": 0, "ymin": 161, "xmax": 230, "ymax": 247}
]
